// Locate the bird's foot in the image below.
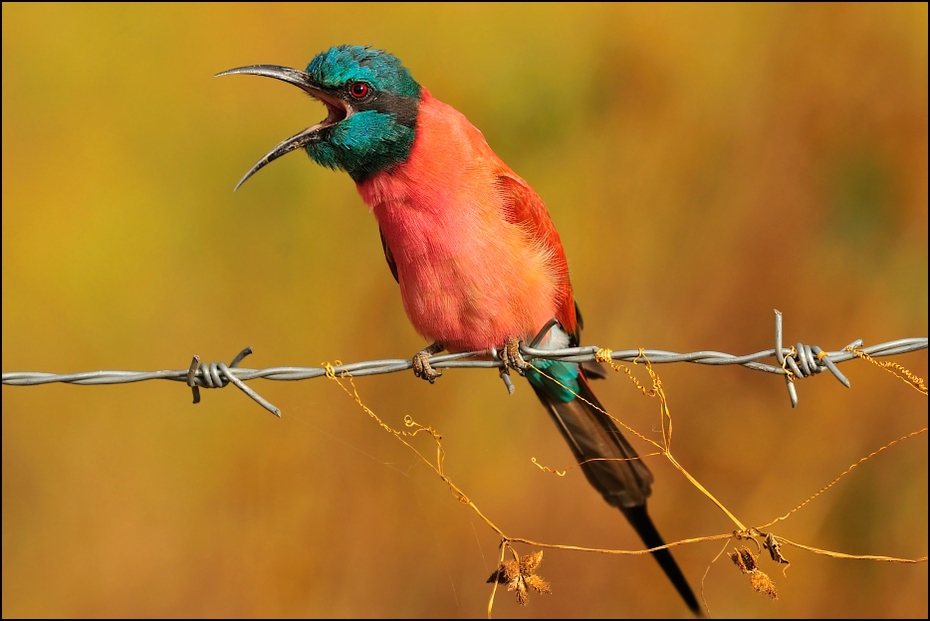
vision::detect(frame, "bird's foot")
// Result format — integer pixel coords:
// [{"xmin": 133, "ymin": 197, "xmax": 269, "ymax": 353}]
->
[
  {"xmin": 412, "ymin": 342, "xmax": 444, "ymax": 384},
  {"xmin": 500, "ymin": 337, "xmax": 528, "ymax": 375},
  {"xmin": 493, "ymin": 337, "xmax": 527, "ymax": 396}
]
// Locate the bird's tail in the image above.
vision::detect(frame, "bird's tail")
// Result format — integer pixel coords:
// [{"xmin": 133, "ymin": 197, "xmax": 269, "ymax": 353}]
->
[{"xmin": 527, "ymin": 364, "xmax": 701, "ymax": 615}]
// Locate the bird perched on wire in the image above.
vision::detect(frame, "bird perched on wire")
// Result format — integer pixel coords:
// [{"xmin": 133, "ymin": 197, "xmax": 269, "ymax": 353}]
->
[{"xmin": 218, "ymin": 45, "xmax": 701, "ymax": 615}]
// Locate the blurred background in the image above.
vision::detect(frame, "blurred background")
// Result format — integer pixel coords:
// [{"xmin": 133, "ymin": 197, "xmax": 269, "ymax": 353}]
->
[{"xmin": 3, "ymin": 3, "xmax": 927, "ymax": 617}]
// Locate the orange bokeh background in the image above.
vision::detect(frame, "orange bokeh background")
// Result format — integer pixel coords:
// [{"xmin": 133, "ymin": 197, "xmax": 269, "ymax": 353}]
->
[{"xmin": 3, "ymin": 3, "xmax": 926, "ymax": 617}]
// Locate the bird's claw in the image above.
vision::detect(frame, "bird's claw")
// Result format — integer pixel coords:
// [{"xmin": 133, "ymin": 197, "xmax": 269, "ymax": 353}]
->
[
  {"xmin": 493, "ymin": 338, "xmax": 526, "ymax": 395},
  {"xmin": 499, "ymin": 337, "xmax": 528, "ymax": 376},
  {"xmin": 412, "ymin": 347, "xmax": 443, "ymax": 384}
]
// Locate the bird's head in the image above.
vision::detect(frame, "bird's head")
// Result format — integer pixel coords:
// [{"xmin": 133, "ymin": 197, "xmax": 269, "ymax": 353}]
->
[{"xmin": 218, "ymin": 45, "xmax": 421, "ymax": 186}]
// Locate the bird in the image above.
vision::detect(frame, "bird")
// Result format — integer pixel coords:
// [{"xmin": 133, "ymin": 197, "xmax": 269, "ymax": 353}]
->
[{"xmin": 218, "ymin": 45, "xmax": 701, "ymax": 615}]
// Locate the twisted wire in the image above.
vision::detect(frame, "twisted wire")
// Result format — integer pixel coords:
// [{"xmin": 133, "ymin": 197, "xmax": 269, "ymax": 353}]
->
[{"xmin": 3, "ymin": 311, "xmax": 926, "ymax": 416}]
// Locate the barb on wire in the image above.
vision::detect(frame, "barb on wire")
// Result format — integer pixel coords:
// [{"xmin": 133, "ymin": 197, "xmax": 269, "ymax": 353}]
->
[
  {"xmin": 2, "ymin": 311, "xmax": 926, "ymax": 417},
  {"xmin": 186, "ymin": 347, "xmax": 281, "ymax": 417}
]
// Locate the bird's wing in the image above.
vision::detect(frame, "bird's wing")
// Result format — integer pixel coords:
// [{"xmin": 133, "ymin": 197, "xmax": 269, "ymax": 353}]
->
[
  {"xmin": 494, "ymin": 172, "xmax": 577, "ymax": 337},
  {"xmin": 379, "ymin": 226, "xmax": 399, "ymax": 283}
]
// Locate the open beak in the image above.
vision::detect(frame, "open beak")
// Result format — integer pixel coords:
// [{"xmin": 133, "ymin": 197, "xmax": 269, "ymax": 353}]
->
[{"xmin": 216, "ymin": 65, "xmax": 349, "ymax": 190}]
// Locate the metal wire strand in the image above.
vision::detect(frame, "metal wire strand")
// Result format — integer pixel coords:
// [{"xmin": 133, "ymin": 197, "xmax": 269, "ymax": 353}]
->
[{"xmin": 2, "ymin": 311, "xmax": 926, "ymax": 416}]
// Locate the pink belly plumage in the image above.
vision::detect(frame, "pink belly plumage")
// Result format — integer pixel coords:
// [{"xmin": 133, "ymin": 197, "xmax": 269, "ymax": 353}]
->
[{"xmin": 356, "ymin": 89, "xmax": 570, "ymax": 352}]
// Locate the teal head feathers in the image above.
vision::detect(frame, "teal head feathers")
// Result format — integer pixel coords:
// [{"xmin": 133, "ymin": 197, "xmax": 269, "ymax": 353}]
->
[{"xmin": 218, "ymin": 45, "xmax": 422, "ymax": 185}]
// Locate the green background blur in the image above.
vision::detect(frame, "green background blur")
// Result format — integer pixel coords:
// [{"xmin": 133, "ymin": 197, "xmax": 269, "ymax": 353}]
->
[{"xmin": 3, "ymin": 3, "xmax": 927, "ymax": 617}]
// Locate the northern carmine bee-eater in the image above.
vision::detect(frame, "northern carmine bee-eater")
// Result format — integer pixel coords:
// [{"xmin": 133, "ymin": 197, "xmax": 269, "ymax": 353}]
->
[{"xmin": 218, "ymin": 45, "xmax": 700, "ymax": 615}]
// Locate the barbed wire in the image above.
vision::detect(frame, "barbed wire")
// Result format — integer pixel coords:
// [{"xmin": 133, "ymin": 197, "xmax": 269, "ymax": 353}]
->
[
  {"xmin": 6, "ymin": 309, "xmax": 924, "ymax": 616},
  {"xmin": 3, "ymin": 310, "xmax": 927, "ymax": 417}
]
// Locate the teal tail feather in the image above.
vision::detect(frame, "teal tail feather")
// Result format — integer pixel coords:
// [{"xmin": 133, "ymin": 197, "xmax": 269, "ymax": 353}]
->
[{"xmin": 528, "ymin": 363, "xmax": 702, "ymax": 615}]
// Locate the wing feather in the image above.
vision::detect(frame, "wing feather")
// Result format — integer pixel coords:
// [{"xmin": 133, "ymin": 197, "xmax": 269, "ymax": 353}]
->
[
  {"xmin": 379, "ymin": 226, "xmax": 399, "ymax": 283},
  {"xmin": 494, "ymin": 173, "xmax": 577, "ymax": 337}
]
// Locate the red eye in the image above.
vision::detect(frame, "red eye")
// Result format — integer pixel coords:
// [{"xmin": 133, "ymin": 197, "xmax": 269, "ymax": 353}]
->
[{"xmin": 349, "ymin": 82, "xmax": 369, "ymax": 99}]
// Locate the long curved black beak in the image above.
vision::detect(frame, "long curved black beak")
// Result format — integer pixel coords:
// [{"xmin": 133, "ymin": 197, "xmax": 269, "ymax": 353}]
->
[{"xmin": 216, "ymin": 65, "xmax": 349, "ymax": 191}]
